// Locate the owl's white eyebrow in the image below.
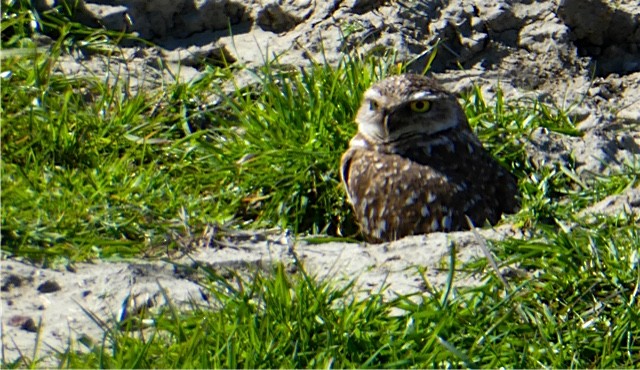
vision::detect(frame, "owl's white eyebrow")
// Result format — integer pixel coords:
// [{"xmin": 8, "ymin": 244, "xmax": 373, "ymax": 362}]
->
[
  {"xmin": 409, "ymin": 91, "xmax": 434, "ymax": 100},
  {"xmin": 364, "ymin": 89, "xmax": 383, "ymax": 101}
]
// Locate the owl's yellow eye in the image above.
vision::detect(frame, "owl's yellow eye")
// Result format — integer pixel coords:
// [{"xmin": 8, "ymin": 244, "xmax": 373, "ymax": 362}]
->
[{"xmin": 409, "ymin": 100, "xmax": 431, "ymax": 113}]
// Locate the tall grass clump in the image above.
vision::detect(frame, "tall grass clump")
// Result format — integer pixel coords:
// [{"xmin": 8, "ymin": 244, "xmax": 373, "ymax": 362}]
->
[{"xmin": 192, "ymin": 57, "xmax": 405, "ymax": 236}]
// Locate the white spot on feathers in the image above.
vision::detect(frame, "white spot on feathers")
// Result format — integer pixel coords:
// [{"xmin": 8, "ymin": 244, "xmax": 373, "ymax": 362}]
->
[
  {"xmin": 421, "ymin": 205, "xmax": 430, "ymax": 217},
  {"xmin": 405, "ymin": 192, "xmax": 418, "ymax": 206},
  {"xmin": 426, "ymin": 192, "xmax": 437, "ymax": 203},
  {"xmin": 377, "ymin": 205, "xmax": 387, "ymax": 219},
  {"xmin": 442, "ymin": 215, "xmax": 452, "ymax": 230},
  {"xmin": 377, "ymin": 220, "xmax": 387, "ymax": 233}
]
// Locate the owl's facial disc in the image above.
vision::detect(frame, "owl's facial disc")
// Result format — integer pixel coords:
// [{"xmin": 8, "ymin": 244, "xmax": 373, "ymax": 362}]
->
[
  {"xmin": 356, "ymin": 86, "xmax": 462, "ymax": 144},
  {"xmin": 355, "ymin": 89, "xmax": 389, "ymax": 142}
]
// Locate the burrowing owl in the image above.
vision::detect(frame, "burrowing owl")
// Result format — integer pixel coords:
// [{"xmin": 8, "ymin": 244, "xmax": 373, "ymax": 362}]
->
[{"xmin": 340, "ymin": 74, "xmax": 519, "ymax": 242}]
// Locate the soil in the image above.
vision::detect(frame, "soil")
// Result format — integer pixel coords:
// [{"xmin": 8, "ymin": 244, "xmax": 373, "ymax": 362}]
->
[{"xmin": 2, "ymin": 0, "xmax": 640, "ymax": 364}]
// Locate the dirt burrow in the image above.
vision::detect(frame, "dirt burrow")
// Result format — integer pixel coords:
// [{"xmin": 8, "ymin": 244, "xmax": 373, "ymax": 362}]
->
[{"xmin": 3, "ymin": 0, "xmax": 640, "ymax": 364}]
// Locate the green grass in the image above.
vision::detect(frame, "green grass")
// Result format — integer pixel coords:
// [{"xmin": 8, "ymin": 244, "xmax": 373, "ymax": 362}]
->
[
  {"xmin": 0, "ymin": 47, "xmax": 391, "ymax": 261},
  {"xmin": 2, "ymin": 1, "xmax": 640, "ymax": 368},
  {"xmin": 1, "ymin": 1, "xmax": 403, "ymax": 261}
]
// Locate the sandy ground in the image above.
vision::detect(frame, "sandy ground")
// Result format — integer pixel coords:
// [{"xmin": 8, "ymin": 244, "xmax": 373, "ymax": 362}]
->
[{"xmin": 3, "ymin": 225, "xmax": 520, "ymax": 363}]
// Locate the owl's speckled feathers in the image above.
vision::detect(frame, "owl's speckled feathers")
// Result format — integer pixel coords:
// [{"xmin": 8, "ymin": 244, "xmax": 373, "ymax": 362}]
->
[{"xmin": 340, "ymin": 74, "xmax": 519, "ymax": 242}]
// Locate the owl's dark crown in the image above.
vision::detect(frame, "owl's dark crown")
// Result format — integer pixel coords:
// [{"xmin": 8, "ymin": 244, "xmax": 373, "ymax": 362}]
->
[{"xmin": 369, "ymin": 74, "xmax": 448, "ymax": 100}]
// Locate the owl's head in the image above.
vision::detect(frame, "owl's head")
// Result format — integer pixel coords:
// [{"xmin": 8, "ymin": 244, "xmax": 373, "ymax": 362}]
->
[{"xmin": 355, "ymin": 74, "xmax": 469, "ymax": 144}]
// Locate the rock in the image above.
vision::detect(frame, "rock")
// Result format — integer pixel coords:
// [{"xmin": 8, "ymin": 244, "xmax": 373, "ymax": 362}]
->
[
  {"xmin": 1, "ymin": 274, "xmax": 23, "ymax": 292},
  {"xmin": 579, "ymin": 187, "xmax": 640, "ymax": 219},
  {"xmin": 83, "ymin": 3, "xmax": 130, "ymax": 32},
  {"xmin": 616, "ymin": 72, "xmax": 640, "ymax": 122},
  {"xmin": 518, "ymin": 16, "xmax": 570, "ymax": 55},
  {"xmin": 477, "ymin": 2, "xmax": 521, "ymax": 34},
  {"xmin": 162, "ymin": 43, "xmax": 236, "ymax": 68},
  {"xmin": 525, "ymin": 127, "xmax": 573, "ymax": 169},
  {"xmin": 558, "ymin": 0, "xmax": 640, "ymax": 76},
  {"xmin": 256, "ymin": 0, "xmax": 314, "ymax": 33},
  {"xmin": 558, "ymin": 0, "xmax": 612, "ymax": 46},
  {"xmin": 35, "ymin": 0, "xmax": 101, "ymax": 28},
  {"xmin": 7, "ymin": 315, "xmax": 38, "ymax": 333},
  {"xmin": 347, "ymin": 0, "xmax": 386, "ymax": 15},
  {"xmin": 194, "ymin": 0, "xmax": 247, "ymax": 33},
  {"xmin": 37, "ymin": 280, "xmax": 61, "ymax": 293}
]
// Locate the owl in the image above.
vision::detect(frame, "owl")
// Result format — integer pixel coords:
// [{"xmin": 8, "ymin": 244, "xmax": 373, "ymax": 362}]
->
[{"xmin": 340, "ymin": 74, "xmax": 519, "ymax": 243}]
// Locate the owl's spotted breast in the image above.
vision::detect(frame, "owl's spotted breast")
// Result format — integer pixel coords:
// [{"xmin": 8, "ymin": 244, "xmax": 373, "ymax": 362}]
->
[{"xmin": 341, "ymin": 148, "xmax": 455, "ymax": 242}]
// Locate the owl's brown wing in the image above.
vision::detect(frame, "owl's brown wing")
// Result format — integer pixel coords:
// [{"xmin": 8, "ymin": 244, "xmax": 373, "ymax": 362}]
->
[
  {"xmin": 397, "ymin": 132, "xmax": 520, "ymax": 223},
  {"xmin": 341, "ymin": 148, "xmax": 468, "ymax": 242},
  {"xmin": 455, "ymin": 145, "xmax": 520, "ymax": 226}
]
